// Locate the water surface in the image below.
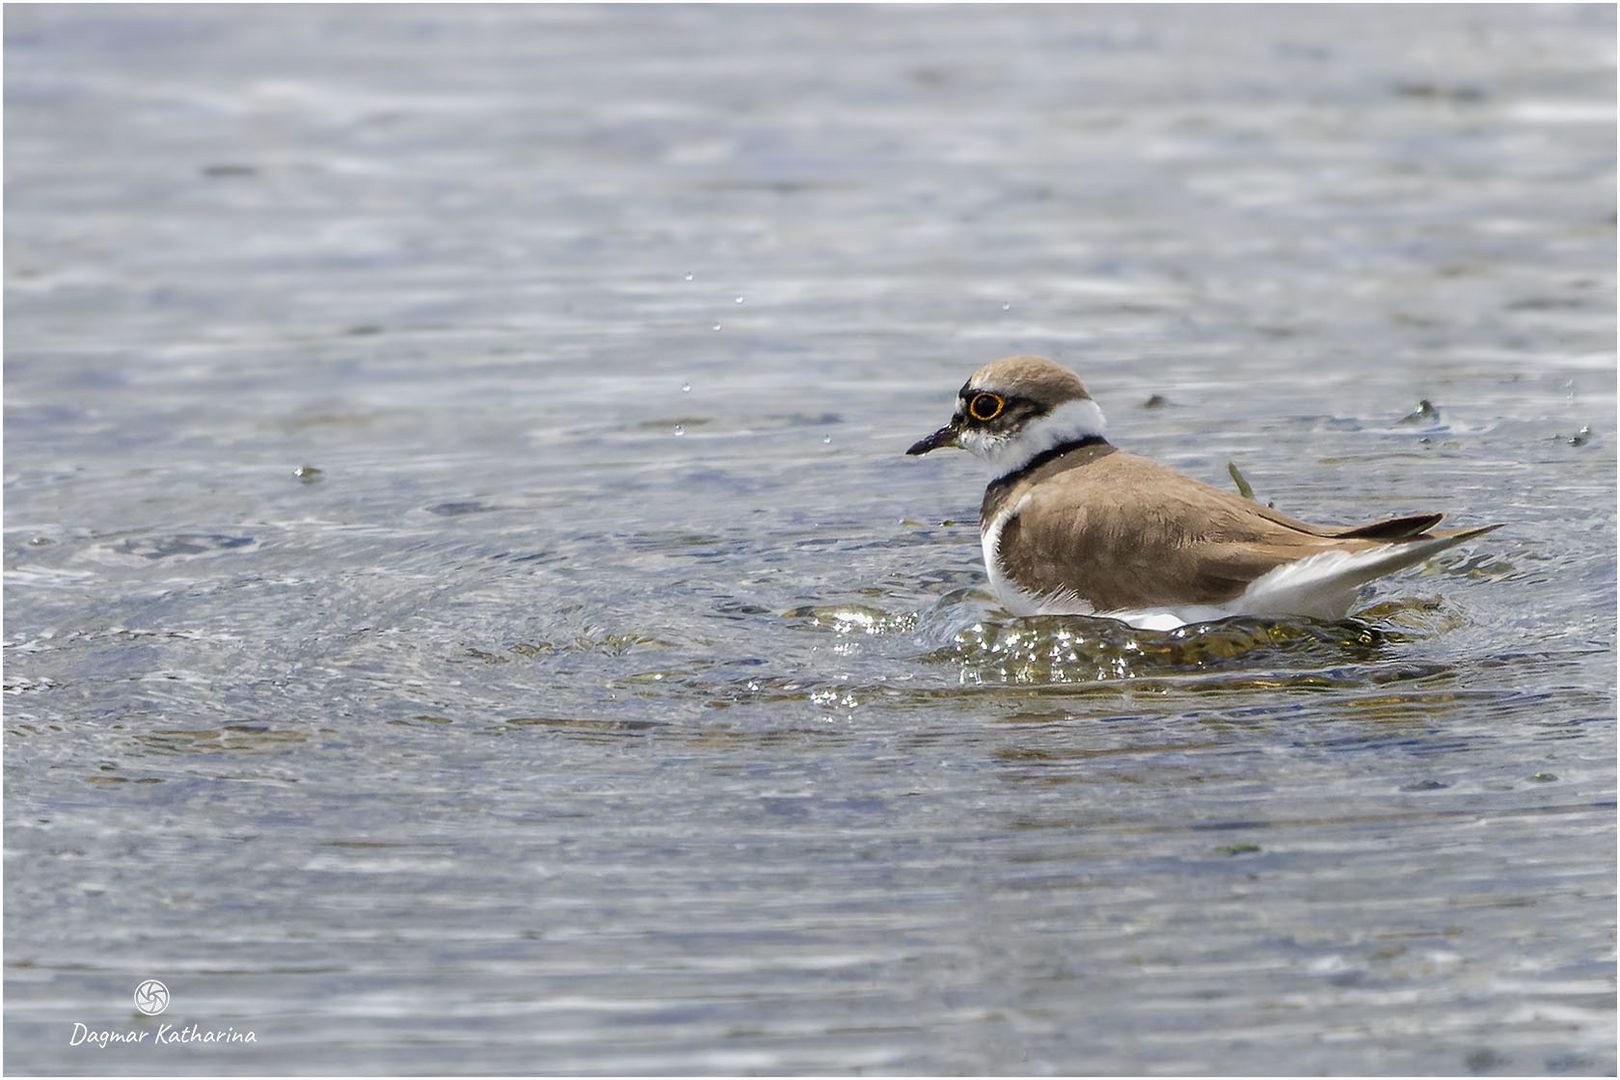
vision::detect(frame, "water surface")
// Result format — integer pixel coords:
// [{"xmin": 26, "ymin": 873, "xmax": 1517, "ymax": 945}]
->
[{"xmin": 5, "ymin": 5, "xmax": 1616, "ymax": 1075}]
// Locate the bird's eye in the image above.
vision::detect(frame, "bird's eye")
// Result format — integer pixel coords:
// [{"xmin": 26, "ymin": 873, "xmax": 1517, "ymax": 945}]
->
[{"xmin": 968, "ymin": 392, "xmax": 1005, "ymax": 422}]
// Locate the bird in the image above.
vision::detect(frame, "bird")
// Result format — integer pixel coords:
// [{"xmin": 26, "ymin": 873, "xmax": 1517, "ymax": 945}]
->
[{"xmin": 906, "ymin": 355, "xmax": 1500, "ymax": 631}]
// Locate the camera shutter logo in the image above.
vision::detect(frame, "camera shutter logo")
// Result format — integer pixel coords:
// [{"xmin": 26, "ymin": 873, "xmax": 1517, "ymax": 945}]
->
[{"xmin": 133, "ymin": 980, "xmax": 169, "ymax": 1016}]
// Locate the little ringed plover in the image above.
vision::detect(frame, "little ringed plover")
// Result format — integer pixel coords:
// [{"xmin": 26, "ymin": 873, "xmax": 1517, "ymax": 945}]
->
[{"xmin": 907, "ymin": 355, "xmax": 1500, "ymax": 632}]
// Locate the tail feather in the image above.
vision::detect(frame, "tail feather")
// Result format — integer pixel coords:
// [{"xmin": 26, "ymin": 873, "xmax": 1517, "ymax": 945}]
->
[
  {"xmin": 1432, "ymin": 523, "xmax": 1505, "ymax": 542},
  {"xmin": 1238, "ymin": 523, "xmax": 1502, "ymax": 621}
]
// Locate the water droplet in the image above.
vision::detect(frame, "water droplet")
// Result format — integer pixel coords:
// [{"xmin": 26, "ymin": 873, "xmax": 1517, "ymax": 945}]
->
[
  {"xmin": 683, "ymin": 272, "xmax": 694, "ymax": 281},
  {"xmin": 712, "ymin": 322, "xmax": 722, "ymax": 331},
  {"xmin": 1001, "ymin": 302, "xmax": 1012, "ymax": 311},
  {"xmin": 822, "ymin": 435, "xmax": 832, "ymax": 444},
  {"xmin": 673, "ymin": 425, "xmax": 685, "ymax": 437},
  {"xmin": 734, "ymin": 296, "xmax": 744, "ymax": 304},
  {"xmin": 681, "ymin": 382, "xmax": 691, "ymax": 393}
]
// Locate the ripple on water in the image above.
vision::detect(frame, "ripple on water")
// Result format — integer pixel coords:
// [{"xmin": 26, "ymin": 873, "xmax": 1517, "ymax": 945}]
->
[
  {"xmin": 720, "ymin": 596, "xmax": 1482, "ymax": 708},
  {"xmin": 783, "ymin": 603, "xmax": 920, "ymax": 636}
]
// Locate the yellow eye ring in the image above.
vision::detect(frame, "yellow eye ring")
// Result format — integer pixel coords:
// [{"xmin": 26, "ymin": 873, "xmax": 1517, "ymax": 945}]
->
[{"xmin": 968, "ymin": 392, "xmax": 1005, "ymax": 422}]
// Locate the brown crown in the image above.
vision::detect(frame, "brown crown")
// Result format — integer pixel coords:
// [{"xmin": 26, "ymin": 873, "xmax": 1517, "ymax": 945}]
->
[{"xmin": 965, "ymin": 355, "xmax": 1091, "ymax": 405}]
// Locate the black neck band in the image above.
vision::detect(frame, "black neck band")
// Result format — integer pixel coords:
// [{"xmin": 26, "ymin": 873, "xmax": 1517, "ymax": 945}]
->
[{"xmin": 985, "ymin": 435, "xmax": 1108, "ymax": 501}]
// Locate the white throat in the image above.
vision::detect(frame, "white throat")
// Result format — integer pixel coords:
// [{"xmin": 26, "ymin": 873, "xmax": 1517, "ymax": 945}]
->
[{"xmin": 960, "ymin": 398, "xmax": 1108, "ymax": 477}]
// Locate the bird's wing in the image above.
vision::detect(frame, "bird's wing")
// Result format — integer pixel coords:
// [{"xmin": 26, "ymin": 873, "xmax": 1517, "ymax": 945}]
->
[
  {"xmin": 1330, "ymin": 513, "xmax": 1446, "ymax": 541},
  {"xmin": 996, "ymin": 452, "xmax": 1363, "ymax": 612}
]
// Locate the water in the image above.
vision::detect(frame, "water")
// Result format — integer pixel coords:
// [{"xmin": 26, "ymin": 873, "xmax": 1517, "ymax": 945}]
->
[{"xmin": 5, "ymin": 5, "xmax": 1615, "ymax": 1075}]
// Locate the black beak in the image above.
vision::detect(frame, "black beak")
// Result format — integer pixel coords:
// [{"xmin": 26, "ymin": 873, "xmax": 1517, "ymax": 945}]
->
[{"xmin": 906, "ymin": 423, "xmax": 959, "ymax": 456}]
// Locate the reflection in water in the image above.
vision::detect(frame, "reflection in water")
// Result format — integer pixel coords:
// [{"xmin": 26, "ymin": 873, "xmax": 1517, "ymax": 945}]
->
[{"xmin": 932, "ymin": 612, "xmax": 1395, "ymax": 684}]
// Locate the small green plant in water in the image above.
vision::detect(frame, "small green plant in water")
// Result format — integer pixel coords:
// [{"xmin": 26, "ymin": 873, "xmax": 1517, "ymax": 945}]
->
[{"xmin": 1227, "ymin": 462, "xmax": 1255, "ymax": 500}]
